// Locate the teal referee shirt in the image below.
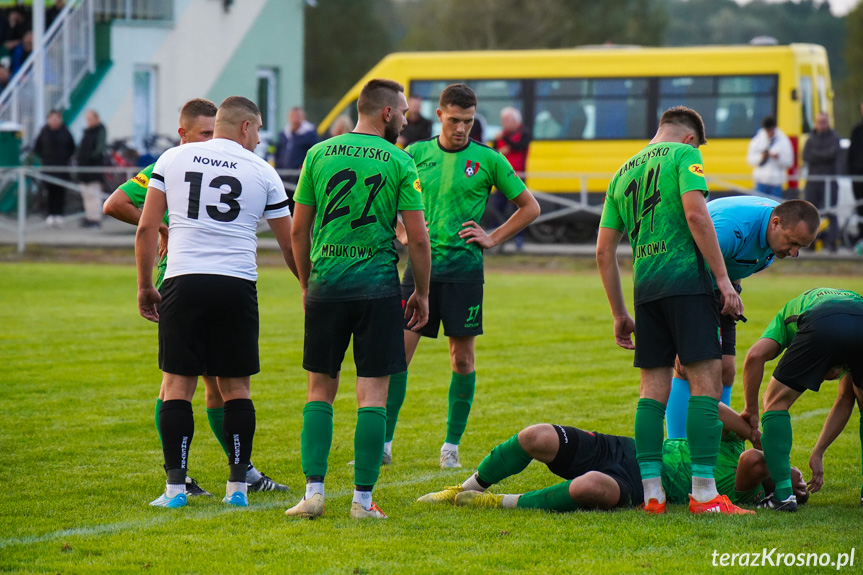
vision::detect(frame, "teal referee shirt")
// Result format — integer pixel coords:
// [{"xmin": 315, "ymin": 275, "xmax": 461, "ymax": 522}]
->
[{"xmin": 708, "ymin": 195, "xmax": 779, "ymax": 286}]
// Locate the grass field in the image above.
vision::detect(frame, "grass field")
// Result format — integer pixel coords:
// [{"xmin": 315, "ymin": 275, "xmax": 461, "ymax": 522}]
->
[{"xmin": 2, "ymin": 255, "xmax": 863, "ymax": 574}]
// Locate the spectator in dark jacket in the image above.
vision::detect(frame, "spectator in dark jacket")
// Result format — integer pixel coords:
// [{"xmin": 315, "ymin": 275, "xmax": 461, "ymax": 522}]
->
[
  {"xmin": 803, "ymin": 112, "xmax": 842, "ymax": 251},
  {"xmin": 848, "ymin": 102, "xmax": 863, "ymax": 247},
  {"xmin": 33, "ymin": 109, "xmax": 75, "ymax": 226},
  {"xmin": 275, "ymin": 107, "xmax": 318, "ymax": 210},
  {"xmin": 75, "ymin": 109, "xmax": 107, "ymax": 228},
  {"xmin": 397, "ymin": 95, "xmax": 432, "ymax": 147},
  {"xmin": 10, "ymin": 30, "xmax": 31, "ymax": 77}
]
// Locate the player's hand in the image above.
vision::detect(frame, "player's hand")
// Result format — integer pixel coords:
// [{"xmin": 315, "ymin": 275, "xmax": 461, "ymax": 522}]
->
[
  {"xmin": 613, "ymin": 314, "xmax": 635, "ymax": 350},
  {"xmin": 807, "ymin": 454, "xmax": 825, "ymax": 493},
  {"xmin": 749, "ymin": 426, "xmax": 763, "ymax": 450},
  {"xmin": 791, "ymin": 467, "xmax": 810, "ymax": 503},
  {"xmin": 459, "ymin": 221, "xmax": 495, "ymax": 249},
  {"xmin": 138, "ymin": 286, "xmax": 161, "ymax": 323},
  {"xmin": 739, "ymin": 406, "xmax": 760, "ymax": 443},
  {"xmin": 717, "ymin": 279, "xmax": 744, "ymax": 318},
  {"xmin": 158, "ymin": 224, "xmax": 169, "ymax": 259},
  {"xmin": 404, "ymin": 291, "xmax": 429, "ymax": 331}
]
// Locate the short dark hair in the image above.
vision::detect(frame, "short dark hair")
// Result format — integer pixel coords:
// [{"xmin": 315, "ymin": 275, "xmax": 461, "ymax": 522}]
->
[
  {"xmin": 659, "ymin": 106, "xmax": 706, "ymax": 145},
  {"xmin": 762, "ymin": 115, "xmax": 777, "ymax": 130},
  {"xmin": 216, "ymin": 96, "xmax": 261, "ymax": 127},
  {"xmin": 357, "ymin": 79, "xmax": 404, "ymax": 116},
  {"xmin": 439, "ymin": 84, "xmax": 477, "ymax": 110},
  {"xmin": 180, "ymin": 98, "xmax": 217, "ymax": 124},
  {"xmin": 773, "ymin": 200, "xmax": 820, "ymax": 233}
]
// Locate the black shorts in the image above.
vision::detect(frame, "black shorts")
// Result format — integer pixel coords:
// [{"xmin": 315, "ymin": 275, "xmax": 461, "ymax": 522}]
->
[
  {"xmin": 634, "ymin": 294, "xmax": 721, "ymax": 368},
  {"xmin": 773, "ymin": 312, "xmax": 863, "ymax": 393},
  {"xmin": 303, "ymin": 295, "xmax": 406, "ymax": 379},
  {"xmin": 714, "ymin": 285, "xmax": 742, "ymax": 356},
  {"xmin": 158, "ymin": 274, "xmax": 259, "ymax": 377},
  {"xmin": 546, "ymin": 425, "xmax": 644, "ymax": 508},
  {"xmin": 400, "ymin": 281, "xmax": 483, "ymax": 338}
]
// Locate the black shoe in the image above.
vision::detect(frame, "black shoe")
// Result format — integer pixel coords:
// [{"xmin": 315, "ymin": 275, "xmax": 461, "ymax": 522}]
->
[
  {"xmin": 756, "ymin": 492, "xmax": 797, "ymax": 512},
  {"xmin": 247, "ymin": 472, "xmax": 290, "ymax": 492},
  {"xmin": 185, "ymin": 475, "xmax": 213, "ymax": 496}
]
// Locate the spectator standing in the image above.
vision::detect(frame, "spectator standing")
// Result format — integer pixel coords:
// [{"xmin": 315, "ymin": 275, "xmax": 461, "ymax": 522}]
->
[
  {"xmin": 3, "ymin": 8, "xmax": 27, "ymax": 53},
  {"xmin": 75, "ymin": 109, "xmax": 107, "ymax": 228},
  {"xmin": 492, "ymin": 107, "xmax": 532, "ymax": 249},
  {"xmin": 328, "ymin": 114, "xmax": 353, "ymax": 138},
  {"xmin": 802, "ymin": 113, "xmax": 842, "ymax": 252},
  {"xmin": 46, "ymin": 0, "xmax": 66, "ymax": 28},
  {"xmin": 396, "ymin": 95, "xmax": 432, "ymax": 147},
  {"xmin": 32, "ymin": 109, "xmax": 75, "ymax": 226},
  {"xmin": 848, "ymin": 102, "xmax": 863, "ymax": 250},
  {"xmin": 10, "ymin": 29, "xmax": 30, "ymax": 76},
  {"xmin": 274, "ymin": 107, "xmax": 318, "ymax": 209},
  {"xmin": 746, "ymin": 116, "xmax": 794, "ymax": 198}
]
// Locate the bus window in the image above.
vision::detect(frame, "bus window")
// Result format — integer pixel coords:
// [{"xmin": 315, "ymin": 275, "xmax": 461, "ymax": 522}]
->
[
  {"xmin": 410, "ymin": 80, "xmax": 524, "ymax": 139},
  {"xmin": 817, "ymin": 73, "xmax": 828, "ymax": 114},
  {"xmin": 533, "ymin": 78, "xmax": 648, "ymax": 141},
  {"xmin": 800, "ymin": 75, "xmax": 813, "ymax": 133}
]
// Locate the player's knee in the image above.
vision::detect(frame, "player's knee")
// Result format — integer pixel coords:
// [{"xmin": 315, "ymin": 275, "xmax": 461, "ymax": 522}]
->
[
  {"xmin": 569, "ymin": 472, "xmax": 617, "ymax": 509},
  {"xmin": 517, "ymin": 424, "xmax": 557, "ymax": 458},
  {"xmin": 738, "ymin": 449, "xmax": 768, "ymax": 481},
  {"xmin": 451, "ymin": 352, "xmax": 475, "ymax": 374}
]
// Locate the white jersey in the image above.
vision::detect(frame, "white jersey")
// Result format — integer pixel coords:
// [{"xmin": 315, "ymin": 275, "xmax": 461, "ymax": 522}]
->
[{"xmin": 150, "ymin": 138, "xmax": 290, "ymax": 281}]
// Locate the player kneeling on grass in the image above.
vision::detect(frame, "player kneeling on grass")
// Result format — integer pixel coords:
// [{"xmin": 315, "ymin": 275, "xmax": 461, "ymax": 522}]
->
[{"xmin": 418, "ymin": 404, "xmax": 808, "ymax": 513}]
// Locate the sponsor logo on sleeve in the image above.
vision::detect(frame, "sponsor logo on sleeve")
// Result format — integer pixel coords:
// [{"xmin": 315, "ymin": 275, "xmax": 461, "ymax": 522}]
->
[
  {"xmin": 133, "ymin": 173, "xmax": 150, "ymax": 188},
  {"xmin": 413, "ymin": 179, "xmax": 422, "ymax": 193},
  {"xmin": 688, "ymin": 164, "xmax": 705, "ymax": 176}
]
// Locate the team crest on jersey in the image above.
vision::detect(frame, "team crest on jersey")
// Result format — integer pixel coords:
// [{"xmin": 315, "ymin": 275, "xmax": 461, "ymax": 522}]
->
[
  {"xmin": 688, "ymin": 164, "xmax": 704, "ymax": 176},
  {"xmin": 465, "ymin": 160, "xmax": 480, "ymax": 178},
  {"xmin": 133, "ymin": 172, "xmax": 150, "ymax": 188}
]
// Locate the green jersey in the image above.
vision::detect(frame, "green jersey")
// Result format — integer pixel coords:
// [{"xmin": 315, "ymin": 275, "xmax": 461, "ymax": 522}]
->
[
  {"xmin": 600, "ymin": 142, "xmax": 712, "ymax": 305},
  {"xmin": 405, "ymin": 138, "xmax": 526, "ymax": 283},
  {"xmin": 118, "ymin": 163, "xmax": 168, "ymax": 289},
  {"xmin": 661, "ymin": 436, "xmax": 763, "ymax": 505},
  {"xmin": 761, "ymin": 288, "xmax": 863, "ymax": 352},
  {"xmin": 294, "ymin": 133, "xmax": 424, "ymax": 302}
]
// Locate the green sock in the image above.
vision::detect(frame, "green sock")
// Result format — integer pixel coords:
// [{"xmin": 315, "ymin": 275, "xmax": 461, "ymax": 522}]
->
[
  {"xmin": 445, "ymin": 371, "xmax": 476, "ymax": 445},
  {"xmin": 154, "ymin": 398, "xmax": 163, "ymax": 447},
  {"xmin": 385, "ymin": 371, "xmax": 408, "ymax": 443},
  {"xmin": 476, "ymin": 433, "xmax": 533, "ymax": 484},
  {"xmin": 761, "ymin": 410, "xmax": 794, "ymax": 500},
  {"xmin": 301, "ymin": 401, "xmax": 334, "ymax": 479},
  {"xmin": 687, "ymin": 396, "xmax": 721, "ymax": 478},
  {"xmin": 516, "ymin": 480, "xmax": 581, "ymax": 512},
  {"xmin": 206, "ymin": 407, "xmax": 229, "ymax": 457},
  {"xmin": 635, "ymin": 398, "xmax": 666, "ymax": 479},
  {"xmin": 354, "ymin": 407, "xmax": 386, "ymax": 487}
]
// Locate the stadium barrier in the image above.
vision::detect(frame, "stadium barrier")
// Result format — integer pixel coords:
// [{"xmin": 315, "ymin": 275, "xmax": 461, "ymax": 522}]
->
[{"xmin": 0, "ymin": 165, "xmax": 861, "ymax": 254}]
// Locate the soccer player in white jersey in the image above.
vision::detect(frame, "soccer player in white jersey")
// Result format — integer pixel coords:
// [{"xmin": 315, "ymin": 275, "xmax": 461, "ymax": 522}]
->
[{"xmin": 136, "ymin": 96, "xmax": 297, "ymax": 508}]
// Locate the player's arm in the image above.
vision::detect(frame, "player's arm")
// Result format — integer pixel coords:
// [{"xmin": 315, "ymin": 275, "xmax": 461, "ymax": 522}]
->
[
  {"xmin": 290, "ymin": 203, "xmax": 315, "ymax": 309},
  {"xmin": 104, "ymin": 187, "xmax": 169, "ymax": 259},
  {"xmin": 461, "ymin": 189, "xmax": 540, "ymax": 249},
  {"xmin": 718, "ymin": 402, "xmax": 761, "ymax": 448},
  {"xmin": 267, "ymin": 215, "xmax": 298, "ymax": 280},
  {"xmin": 401, "ymin": 208, "xmax": 431, "ymax": 330},
  {"xmin": 808, "ymin": 374, "xmax": 856, "ymax": 493},
  {"xmin": 135, "ymin": 187, "xmax": 166, "ymax": 323},
  {"xmin": 596, "ymin": 226, "xmax": 635, "ymax": 350},
  {"xmin": 740, "ymin": 337, "xmax": 782, "ymax": 436},
  {"xmin": 681, "ymin": 191, "xmax": 742, "ymax": 318}
]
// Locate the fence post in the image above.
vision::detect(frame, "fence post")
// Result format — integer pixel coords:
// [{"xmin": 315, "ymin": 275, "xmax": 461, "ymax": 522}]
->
[{"xmin": 17, "ymin": 167, "xmax": 26, "ymax": 254}]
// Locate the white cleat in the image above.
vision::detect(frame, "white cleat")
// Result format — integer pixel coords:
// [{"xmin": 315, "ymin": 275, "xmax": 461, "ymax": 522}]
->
[
  {"xmin": 440, "ymin": 449, "xmax": 462, "ymax": 468},
  {"xmin": 350, "ymin": 501, "xmax": 387, "ymax": 519},
  {"xmin": 285, "ymin": 493, "xmax": 325, "ymax": 518}
]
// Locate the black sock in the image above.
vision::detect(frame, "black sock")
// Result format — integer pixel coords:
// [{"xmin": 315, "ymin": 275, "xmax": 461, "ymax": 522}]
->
[
  {"xmin": 223, "ymin": 399, "xmax": 256, "ymax": 482},
  {"xmin": 159, "ymin": 399, "xmax": 194, "ymax": 484}
]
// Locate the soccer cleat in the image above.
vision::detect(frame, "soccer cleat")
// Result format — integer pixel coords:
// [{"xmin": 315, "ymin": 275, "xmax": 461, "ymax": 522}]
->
[
  {"xmin": 755, "ymin": 492, "xmax": 797, "ymax": 512},
  {"xmin": 382, "ymin": 449, "xmax": 393, "ymax": 466},
  {"xmin": 350, "ymin": 501, "xmax": 387, "ymax": 519},
  {"xmin": 222, "ymin": 491, "xmax": 249, "ymax": 507},
  {"xmin": 416, "ymin": 485, "xmax": 464, "ymax": 504},
  {"xmin": 440, "ymin": 449, "xmax": 462, "ymax": 468},
  {"xmin": 247, "ymin": 472, "xmax": 290, "ymax": 492},
  {"xmin": 691, "ymin": 494, "xmax": 755, "ymax": 515},
  {"xmin": 185, "ymin": 476, "xmax": 212, "ymax": 497},
  {"xmin": 285, "ymin": 493, "xmax": 325, "ymax": 518},
  {"xmin": 638, "ymin": 498, "xmax": 667, "ymax": 514},
  {"xmin": 454, "ymin": 490, "xmax": 504, "ymax": 508},
  {"xmin": 149, "ymin": 492, "xmax": 187, "ymax": 508}
]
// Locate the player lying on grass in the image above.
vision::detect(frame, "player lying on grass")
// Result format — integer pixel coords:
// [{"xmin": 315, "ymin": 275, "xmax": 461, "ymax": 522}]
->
[{"xmin": 417, "ymin": 404, "xmax": 808, "ymax": 513}]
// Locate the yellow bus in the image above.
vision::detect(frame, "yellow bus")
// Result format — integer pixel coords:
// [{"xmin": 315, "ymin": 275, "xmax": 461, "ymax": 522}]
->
[{"xmin": 318, "ymin": 44, "xmax": 832, "ymax": 240}]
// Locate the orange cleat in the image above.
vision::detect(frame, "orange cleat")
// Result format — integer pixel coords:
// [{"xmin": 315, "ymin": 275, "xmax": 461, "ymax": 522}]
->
[
  {"xmin": 639, "ymin": 498, "xmax": 667, "ymax": 514},
  {"xmin": 689, "ymin": 494, "xmax": 755, "ymax": 515}
]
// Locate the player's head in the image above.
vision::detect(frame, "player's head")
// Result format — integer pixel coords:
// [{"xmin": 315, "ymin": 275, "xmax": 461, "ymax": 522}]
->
[
  {"xmin": 437, "ymin": 83, "xmax": 476, "ymax": 150},
  {"xmin": 215, "ymin": 96, "xmax": 263, "ymax": 152},
  {"xmin": 767, "ymin": 200, "xmax": 819, "ymax": 258},
  {"xmin": 178, "ymin": 98, "xmax": 217, "ymax": 145},
  {"xmin": 658, "ymin": 106, "xmax": 706, "ymax": 147},
  {"xmin": 358, "ymin": 78, "xmax": 407, "ymax": 144}
]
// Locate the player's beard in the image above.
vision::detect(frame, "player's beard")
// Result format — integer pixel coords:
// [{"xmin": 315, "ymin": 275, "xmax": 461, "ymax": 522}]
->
[{"xmin": 383, "ymin": 116, "xmax": 402, "ymax": 144}]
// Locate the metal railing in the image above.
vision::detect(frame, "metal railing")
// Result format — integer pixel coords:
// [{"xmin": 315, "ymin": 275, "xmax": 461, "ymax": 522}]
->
[
  {"xmin": 0, "ymin": 0, "xmax": 95, "ymax": 149},
  {"xmin": 94, "ymin": 0, "xmax": 173, "ymax": 21}
]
